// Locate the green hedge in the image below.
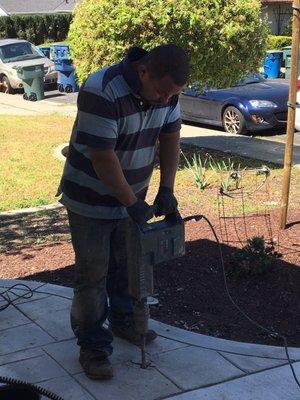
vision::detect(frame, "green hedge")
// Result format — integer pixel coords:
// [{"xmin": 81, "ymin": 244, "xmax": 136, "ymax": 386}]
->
[
  {"xmin": 0, "ymin": 14, "xmax": 72, "ymax": 45},
  {"xmin": 69, "ymin": 0, "xmax": 268, "ymax": 86},
  {"xmin": 267, "ymin": 35, "xmax": 292, "ymax": 50}
]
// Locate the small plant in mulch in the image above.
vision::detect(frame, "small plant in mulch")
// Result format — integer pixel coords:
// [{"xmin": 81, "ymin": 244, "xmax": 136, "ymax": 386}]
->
[
  {"xmin": 182, "ymin": 151, "xmax": 211, "ymax": 191},
  {"xmin": 227, "ymin": 236, "xmax": 281, "ymax": 278}
]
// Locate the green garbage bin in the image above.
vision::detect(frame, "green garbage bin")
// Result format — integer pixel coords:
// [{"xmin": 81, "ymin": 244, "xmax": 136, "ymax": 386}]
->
[
  {"xmin": 282, "ymin": 46, "xmax": 300, "ymax": 79},
  {"xmin": 15, "ymin": 64, "xmax": 45, "ymax": 101}
]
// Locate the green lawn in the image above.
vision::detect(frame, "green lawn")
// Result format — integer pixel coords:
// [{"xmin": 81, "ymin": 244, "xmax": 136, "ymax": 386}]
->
[
  {"xmin": 1, "ymin": 115, "xmax": 299, "ymax": 215},
  {"xmin": 0, "ymin": 115, "xmax": 74, "ymax": 211}
]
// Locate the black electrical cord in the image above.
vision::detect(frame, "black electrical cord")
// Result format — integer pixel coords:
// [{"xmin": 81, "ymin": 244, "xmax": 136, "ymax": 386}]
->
[
  {"xmin": 0, "ymin": 283, "xmax": 65, "ymax": 400},
  {"xmin": 194, "ymin": 214, "xmax": 300, "ymax": 390},
  {"xmin": 0, "ymin": 283, "xmax": 34, "ymax": 311}
]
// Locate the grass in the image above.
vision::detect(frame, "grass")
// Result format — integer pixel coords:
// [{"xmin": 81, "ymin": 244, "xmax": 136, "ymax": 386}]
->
[
  {"xmin": 1, "ymin": 116, "xmax": 299, "ymax": 217},
  {"xmin": 0, "ymin": 115, "xmax": 74, "ymax": 211}
]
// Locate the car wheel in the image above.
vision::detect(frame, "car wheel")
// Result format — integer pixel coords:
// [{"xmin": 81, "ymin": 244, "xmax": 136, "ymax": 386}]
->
[
  {"xmin": 223, "ymin": 106, "xmax": 247, "ymax": 135},
  {"xmin": 1, "ymin": 75, "xmax": 15, "ymax": 94},
  {"xmin": 65, "ymin": 84, "xmax": 73, "ymax": 93},
  {"xmin": 29, "ymin": 92, "xmax": 37, "ymax": 101}
]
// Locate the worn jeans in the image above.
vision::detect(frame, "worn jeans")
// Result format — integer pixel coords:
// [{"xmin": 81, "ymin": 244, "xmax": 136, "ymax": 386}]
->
[{"xmin": 67, "ymin": 210, "xmax": 133, "ymax": 358}]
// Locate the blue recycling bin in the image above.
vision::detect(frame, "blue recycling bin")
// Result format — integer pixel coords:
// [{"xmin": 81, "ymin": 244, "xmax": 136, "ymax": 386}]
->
[
  {"xmin": 54, "ymin": 59, "xmax": 79, "ymax": 93},
  {"xmin": 50, "ymin": 44, "xmax": 71, "ymax": 60},
  {"xmin": 263, "ymin": 50, "xmax": 283, "ymax": 79},
  {"xmin": 38, "ymin": 46, "xmax": 51, "ymax": 58}
]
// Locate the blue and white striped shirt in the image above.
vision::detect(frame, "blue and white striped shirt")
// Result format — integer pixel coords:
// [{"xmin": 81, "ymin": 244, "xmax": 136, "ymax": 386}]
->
[{"xmin": 58, "ymin": 47, "xmax": 181, "ymax": 219}]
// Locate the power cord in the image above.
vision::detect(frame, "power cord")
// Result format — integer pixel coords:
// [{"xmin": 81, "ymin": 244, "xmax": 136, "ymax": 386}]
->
[
  {"xmin": 0, "ymin": 283, "xmax": 65, "ymax": 400},
  {"xmin": 196, "ymin": 214, "xmax": 300, "ymax": 390},
  {"xmin": 0, "ymin": 283, "xmax": 34, "ymax": 311}
]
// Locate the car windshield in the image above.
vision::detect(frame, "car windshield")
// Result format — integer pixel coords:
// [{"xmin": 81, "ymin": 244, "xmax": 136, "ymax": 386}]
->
[
  {"xmin": 0, "ymin": 42, "xmax": 43, "ymax": 63},
  {"xmin": 236, "ymin": 73, "xmax": 266, "ymax": 86}
]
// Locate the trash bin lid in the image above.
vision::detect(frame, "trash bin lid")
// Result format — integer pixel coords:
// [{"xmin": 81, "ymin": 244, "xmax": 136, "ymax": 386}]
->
[{"xmin": 266, "ymin": 50, "xmax": 283, "ymax": 54}]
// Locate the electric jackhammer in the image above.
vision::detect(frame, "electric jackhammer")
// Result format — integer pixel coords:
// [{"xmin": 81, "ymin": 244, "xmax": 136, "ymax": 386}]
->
[{"xmin": 126, "ymin": 208, "xmax": 201, "ymax": 368}]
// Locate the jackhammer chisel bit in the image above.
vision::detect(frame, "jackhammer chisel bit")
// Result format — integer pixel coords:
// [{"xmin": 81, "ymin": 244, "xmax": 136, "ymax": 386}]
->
[{"xmin": 133, "ymin": 299, "xmax": 150, "ymax": 368}]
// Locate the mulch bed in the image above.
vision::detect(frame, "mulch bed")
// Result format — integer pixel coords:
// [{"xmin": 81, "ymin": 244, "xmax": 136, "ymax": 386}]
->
[{"xmin": 1, "ymin": 207, "xmax": 300, "ymax": 347}]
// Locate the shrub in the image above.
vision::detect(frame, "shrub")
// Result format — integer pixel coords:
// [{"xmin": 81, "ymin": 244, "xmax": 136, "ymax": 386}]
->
[
  {"xmin": 0, "ymin": 14, "xmax": 72, "ymax": 45},
  {"xmin": 68, "ymin": 0, "xmax": 269, "ymax": 85},
  {"xmin": 267, "ymin": 35, "xmax": 292, "ymax": 50},
  {"xmin": 228, "ymin": 236, "xmax": 280, "ymax": 278}
]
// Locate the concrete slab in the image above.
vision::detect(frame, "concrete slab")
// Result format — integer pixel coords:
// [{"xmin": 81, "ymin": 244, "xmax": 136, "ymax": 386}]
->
[
  {"xmin": 167, "ymin": 361, "xmax": 300, "ymax": 400},
  {"xmin": 36, "ymin": 376, "xmax": 95, "ymax": 400},
  {"xmin": 0, "ymin": 352, "xmax": 68, "ymax": 382},
  {"xmin": 0, "ymin": 323, "xmax": 53, "ymax": 355},
  {"xmin": 151, "ymin": 346, "xmax": 243, "ymax": 390},
  {"xmin": 219, "ymin": 352, "xmax": 288, "ymax": 373},
  {"xmin": 74, "ymin": 361, "xmax": 181, "ymax": 400},
  {"xmin": 0, "ymin": 305, "xmax": 31, "ymax": 330},
  {"xmin": 16, "ymin": 295, "xmax": 73, "ymax": 340},
  {"xmin": 37, "ymin": 283, "xmax": 73, "ymax": 299},
  {"xmin": 0, "ymin": 348, "xmax": 43, "ymax": 366},
  {"xmin": 42, "ymin": 339, "xmax": 81, "ymax": 375}
]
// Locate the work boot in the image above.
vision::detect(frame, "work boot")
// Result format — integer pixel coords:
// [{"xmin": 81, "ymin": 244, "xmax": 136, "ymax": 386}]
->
[
  {"xmin": 109, "ymin": 323, "xmax": 157, "ymax": 346},
  {"xmin": 79, "ymin": 349, "xmax": 113, "ymax": 380}
]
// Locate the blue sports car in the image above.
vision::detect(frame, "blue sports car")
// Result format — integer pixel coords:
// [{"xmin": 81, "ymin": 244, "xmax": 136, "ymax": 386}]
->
[{"xmin": 179, "ymin": 73, "xmax": 289, "ymax": 135}]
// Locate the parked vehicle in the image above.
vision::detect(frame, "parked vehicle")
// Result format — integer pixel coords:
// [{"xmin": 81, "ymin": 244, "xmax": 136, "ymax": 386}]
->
[
  {"xmin": 0, "ymin": 39, "xmax": 57, "ymax": 94},
  {"xmin": 295, "ymin": 80, "xmax": 300, "ymax": 132},
  {"xmin": 180, "ymin": 73, "xmax": 289, "ymax": 135}
]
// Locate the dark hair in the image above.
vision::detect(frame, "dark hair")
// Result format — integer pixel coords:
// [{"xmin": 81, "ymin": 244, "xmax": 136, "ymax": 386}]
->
[{"xmin": 140, "ymin": 44, "xmax": 189, "ymax": 86}]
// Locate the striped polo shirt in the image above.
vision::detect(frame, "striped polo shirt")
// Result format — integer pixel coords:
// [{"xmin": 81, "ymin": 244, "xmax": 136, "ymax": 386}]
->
[{"xmin": 58, "ymin": 47, "xmax": 182, "ymax": 219}]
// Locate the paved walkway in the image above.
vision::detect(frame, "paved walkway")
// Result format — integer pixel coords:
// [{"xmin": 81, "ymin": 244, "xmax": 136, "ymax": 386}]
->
[
  {"xmin": 180, "ymin": 124, "xmax": 300, "ymax": 168},
  {"xmin": 0, "ymin": 279, "xmax": 300, "ymax": 400},
  {"xmin": 0, "ymin": 92, "xmax": 76, "ymax": 116}
]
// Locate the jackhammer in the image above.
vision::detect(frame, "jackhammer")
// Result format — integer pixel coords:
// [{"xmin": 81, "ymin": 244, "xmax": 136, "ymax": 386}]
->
[{"xmin": 126, "ymin": 208, "xmax": 202, "ymax": 368}]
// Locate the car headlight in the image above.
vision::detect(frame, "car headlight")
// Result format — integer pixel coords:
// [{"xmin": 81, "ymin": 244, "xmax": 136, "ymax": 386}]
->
[{"xmin": 249, "ymin": 100, "xmax": 277, "ymax": 108}]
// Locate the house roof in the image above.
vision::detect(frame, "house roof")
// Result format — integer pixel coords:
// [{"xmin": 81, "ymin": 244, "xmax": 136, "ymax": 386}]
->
[
  {"xmin": 261, "ymin": 0, "xmax": 292, "ymax": 3},
  {"xmin": 0, "ymin": 0, "xmax": 79, "ymax": 15}
]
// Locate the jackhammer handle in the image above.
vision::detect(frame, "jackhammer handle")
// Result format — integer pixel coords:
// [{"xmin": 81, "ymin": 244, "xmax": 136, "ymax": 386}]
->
[
  {"xmin": 149, "ymin": 205, "xmax": 182, "ymax": 221},
  {"xmin": 150, "ymin": 204, "xmax": 159, "ymax": 215}
]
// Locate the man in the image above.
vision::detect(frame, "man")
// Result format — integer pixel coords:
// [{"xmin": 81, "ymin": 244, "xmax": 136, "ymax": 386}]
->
[{"xmin": 58, "ymin": 44, "xmax": 189, "ymax": 380}]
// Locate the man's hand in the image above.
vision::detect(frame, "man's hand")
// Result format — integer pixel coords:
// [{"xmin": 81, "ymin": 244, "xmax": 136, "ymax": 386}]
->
[
  {"xmin": 154, "ymin": 186, "xmax": 178, "ymax": 216},
  {"xmin": 126, "ymin": 199, "xmax": 154, "ymax": 225}
]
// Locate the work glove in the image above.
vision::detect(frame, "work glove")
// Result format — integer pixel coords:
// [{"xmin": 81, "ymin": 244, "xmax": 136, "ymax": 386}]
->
[
  {"xmin": 126, "ymin": 199, "xmax": 154, "ymax": 226},
  {"xmin": 153, "ymin": 186, "xmax": 178, "ymax": 217}
]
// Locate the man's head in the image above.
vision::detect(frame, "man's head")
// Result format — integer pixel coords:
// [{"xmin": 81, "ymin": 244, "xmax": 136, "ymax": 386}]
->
[{"xmin": 136, "ymin": 44, "xmax": 189, "ymax": 105}]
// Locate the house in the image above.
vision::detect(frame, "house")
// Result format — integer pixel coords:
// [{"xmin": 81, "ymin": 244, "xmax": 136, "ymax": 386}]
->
[
  {"xmin": 261, "ymin": 0, "xmax": 293, "ymax": 35},
  {"xmin": 0, "ymin": 0, "xmax": 79, "ymax": 16}
]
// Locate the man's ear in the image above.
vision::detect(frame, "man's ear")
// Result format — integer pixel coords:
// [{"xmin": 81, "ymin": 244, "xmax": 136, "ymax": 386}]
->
[{"xmin": 137, "ymin": 64, "xmax": 148, "ymax": 80}]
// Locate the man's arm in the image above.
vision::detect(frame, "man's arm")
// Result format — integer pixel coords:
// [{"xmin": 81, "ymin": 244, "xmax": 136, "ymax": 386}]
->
[
  {"xmin": 158, "ymin": 131, "xmax": 180, "ymax": 190},
  {"xmin": 89, "ymin": 148, "xmax": 137, "ymax": 207}
]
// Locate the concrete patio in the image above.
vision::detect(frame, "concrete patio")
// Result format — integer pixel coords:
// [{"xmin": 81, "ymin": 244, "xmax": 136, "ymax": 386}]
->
[{"xmin": 0, "ymin": 279, "xmax": 300, "ymax": 399}]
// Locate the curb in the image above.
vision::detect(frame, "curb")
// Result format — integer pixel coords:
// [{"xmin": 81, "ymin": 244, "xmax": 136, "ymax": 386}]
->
[{"xmin": 0, "ymin": 202, "xmax": 64, "ymax": 219}]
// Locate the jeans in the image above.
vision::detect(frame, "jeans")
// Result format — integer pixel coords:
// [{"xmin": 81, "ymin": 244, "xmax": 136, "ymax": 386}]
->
[{"xmin": 67, "ymin": 210, "xmax": 133, "ymax": 358}]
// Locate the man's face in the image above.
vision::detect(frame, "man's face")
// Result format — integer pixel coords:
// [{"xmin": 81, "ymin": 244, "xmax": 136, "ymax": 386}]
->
[{"xmin": 138, "ymin": 66, "xmax": 185, "ymax": 105}]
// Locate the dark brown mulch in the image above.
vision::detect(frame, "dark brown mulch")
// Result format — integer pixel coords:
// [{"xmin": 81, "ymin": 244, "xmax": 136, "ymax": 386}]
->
[{"xmin": 1, "ymin": 207, "xmax": 300, "ymax": 347}]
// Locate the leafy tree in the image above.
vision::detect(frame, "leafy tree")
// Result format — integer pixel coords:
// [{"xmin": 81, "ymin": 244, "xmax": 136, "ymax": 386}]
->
[{"xmin": 69, "ymin": 0, "xmax": 268, "ymax": 86}]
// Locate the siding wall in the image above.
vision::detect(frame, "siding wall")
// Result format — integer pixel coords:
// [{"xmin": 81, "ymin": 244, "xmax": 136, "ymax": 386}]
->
[{"xmin": 261, "ymin": 3, "xmax": 292, "ymax": 34}]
